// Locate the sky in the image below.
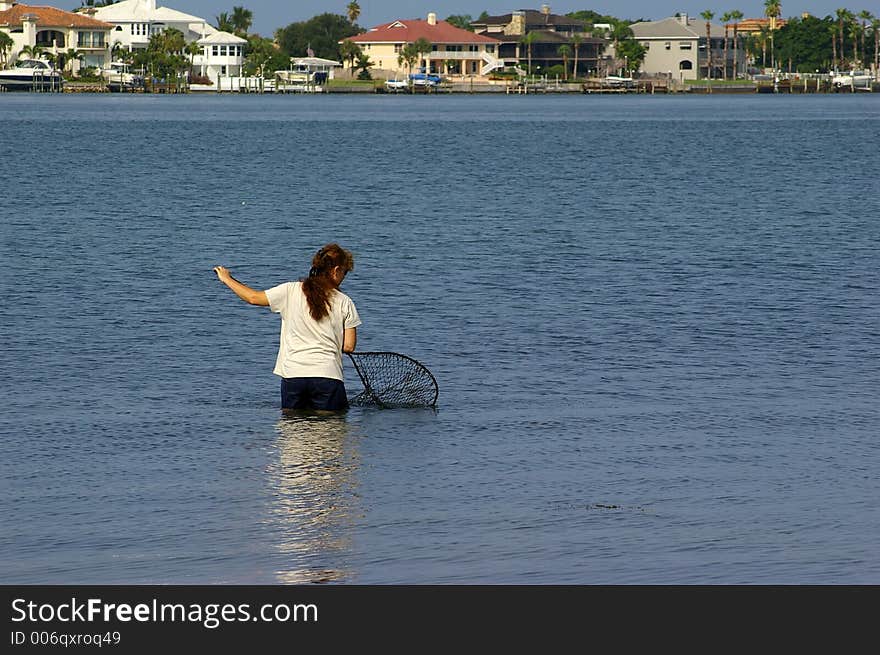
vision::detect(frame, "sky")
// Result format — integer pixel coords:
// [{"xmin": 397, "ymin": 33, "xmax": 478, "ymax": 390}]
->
[{"xmin": 66, "ymin": 2, "xmax": 873, "ymax": 38}]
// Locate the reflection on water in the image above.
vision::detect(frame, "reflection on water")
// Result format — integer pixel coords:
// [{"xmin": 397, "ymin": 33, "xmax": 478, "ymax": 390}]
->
[{"xmin": 267, "ymin": 413, "xmax": 360, "ymax": 583}]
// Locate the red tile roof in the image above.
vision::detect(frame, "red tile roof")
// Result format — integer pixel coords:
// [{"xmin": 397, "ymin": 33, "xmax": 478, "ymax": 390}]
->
[
  {"xmin": 348, "ymin": 19, "xmax": 500, "ymax": 44},
  {"xmin": 0, "ymin": 4, "xmax": 112, "ymax": 29}
]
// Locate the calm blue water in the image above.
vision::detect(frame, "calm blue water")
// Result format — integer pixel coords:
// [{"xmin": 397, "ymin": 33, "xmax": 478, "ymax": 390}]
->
[{"xmin": 2, "ymin": 93, "xmax": 878, "ymax": 584}]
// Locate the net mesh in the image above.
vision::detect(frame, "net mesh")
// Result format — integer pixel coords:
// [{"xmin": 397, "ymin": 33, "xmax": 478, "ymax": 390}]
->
[{"xmin": 346, "ymin": 352, "xmax": 439, "ymax": 408}]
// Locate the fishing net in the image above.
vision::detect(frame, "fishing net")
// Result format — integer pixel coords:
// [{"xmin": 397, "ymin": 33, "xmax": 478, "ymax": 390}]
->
[{"xmin": 346, "ymin": 352, "xmax": 439, "ymax": 408}]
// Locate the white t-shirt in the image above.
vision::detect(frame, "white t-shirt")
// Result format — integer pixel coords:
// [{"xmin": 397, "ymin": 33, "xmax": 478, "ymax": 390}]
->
[{"xmin": 265, "ymin": 281, "xmax": 362, "ymax": 380}]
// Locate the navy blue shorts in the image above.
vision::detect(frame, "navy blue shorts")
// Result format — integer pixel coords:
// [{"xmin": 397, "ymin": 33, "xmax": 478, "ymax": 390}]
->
[{"xmin": 281, "ymin": 377, "xmax": 349, "ymax": 411}]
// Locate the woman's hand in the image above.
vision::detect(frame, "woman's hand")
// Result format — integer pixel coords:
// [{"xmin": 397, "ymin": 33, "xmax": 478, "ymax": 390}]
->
[{"xmin": 213, "ymin": 266, "xmax": 231, "ymax": 283}]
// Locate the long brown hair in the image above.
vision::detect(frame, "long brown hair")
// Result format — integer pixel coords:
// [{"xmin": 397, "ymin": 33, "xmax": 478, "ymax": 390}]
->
[{"xmin": 301, "ymin": 243, "xmax": 354, "ymax": 321}]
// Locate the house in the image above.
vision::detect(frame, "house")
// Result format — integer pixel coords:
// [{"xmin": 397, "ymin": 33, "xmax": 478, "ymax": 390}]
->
[
  {"xmin": 344, "ymin": 12, "xmax": 504, "ymax": 79},
  {"xmin": 86, "ymin": 0, "xmax": 244, "ymax": 78},
  {"xmin": 470, "ymin": 5, "xmax": 605, "ymax": 77},
  {"xmin": 0, "ymin": 1, "xmax": 113, "ymax": 71},
  {"xmin": 630, "ymin": 14, "xmax": 743, "ymax": 81}
]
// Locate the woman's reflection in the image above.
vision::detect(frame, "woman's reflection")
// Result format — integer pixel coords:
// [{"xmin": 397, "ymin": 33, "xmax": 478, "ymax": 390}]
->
[{"xmin": 269, "ymin": 412, "xmax": 360, "ymax": 583}]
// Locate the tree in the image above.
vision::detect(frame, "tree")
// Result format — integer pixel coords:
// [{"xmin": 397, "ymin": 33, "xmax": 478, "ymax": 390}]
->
[
  {"xmin": 230, "ymin": 6, "xmax": 253, "ymax": 36},
  {"xmin": 836, "ymin": 8, "xmax": 854, "ymax": 70},
  {"xmin": 519, "ymin": 31, "xmax": 538, "ymax": 75},
  {"xmin": 19, "ymin": 45, "xmax": 45, "ymax": 61},
  {"xmin": 764, "ymin": 1, "xmax": 781, "ymax": 70},
  {"xmin": 346, "ymin": 2, "xmax": 361, "ymax": 25},
  {"xmin": 275, "ymin": 13, "xmax": 361, "ymax": 62},
  {"xmin": 243, "ymin": 35, "xmax": 288, "ymax": 77},
  {"xmin": 871, "ymin": 18, "xmax": 880, "ymax": 80},
  {"xmin": 134, "ymin": 28, "xmax": 188, "ymax": 80},
  {"xmin": 445, "ymin": 15, "xmax": 473, "ymax": 31},
  {"xmin": 772, "ymin": 14, "xmax": 834, "ymax": 72},
  {"xmin": 413, "ymin": 36, "xmax": 432, "ymax": 75},
  {"xmin": 858, "ymin": 11, "xmax": 873, "ymax": 67},
  {"xmin": 571, "ymin": 33, "xmax": 583, "ymax": 79},
  {"xmin": 184, "ymin": 40, "xmax": 200, "ymax": 75},
  {"xmin": 700, "ymin": 10, "xmax": 714, "ymax": 79},
  {"xmin": 397, "ymin": 43, "xmax": 419, "ymax": 86},
  {"xmin": 616, "ymin": 39, "xmax": 647, "ymax": 75},
  {"xmin": 215, "ymin": 12, "xmax": 234, "ymax": 33},
  {"xmin": 0, "ymin": 31, "xmax": 14, "ymax": 67},
  {"xmin": 338, "ymin": 38, "xmax": 361, "ymax": 77},
  {"xmin": 730, "ymin": 10, "xmax": 743, "ymax": 78},
  {"xmin": 59, "ymin": 48, "xmax": 83, "ymax": 73},
  {"xmin": 557, "ymin": 44, "xmax": 571, "ymax": 79},
  {"xmin": 720, "ymin": 12, "xmax": 732, "ymax": 79},
  {"xmin": 354, "ymin": 52, "xmax": 372, "ymax": 79}
]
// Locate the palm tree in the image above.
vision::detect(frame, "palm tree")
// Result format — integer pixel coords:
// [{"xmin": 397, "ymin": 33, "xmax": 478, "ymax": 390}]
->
[
  {"xmin": 412, "ymin": 37, "xmax": 432, "ymax": 78},
  {"xmin": 557, "ymin": 44, "xmax": 571, "ymax": 79},
  {"xmin": 700, "ymin": 10, "xmax": 714, "ymax": 79},
  {"xmin": 831, "ymin": 21, "xmax": 838, "ymax": 71},
  {"xmin": 0, "ymin": 31, "xmax": 14, "ymax": 67},
  {"xmin": 19, "ymin": 44, "xmax": 45, "ymax": 61},
  {"xmin": 757, "ymin": 24, "xmax": 770, "ymax": 68},
  {"xmin": 398, "ymin": 43, "xmax": 419, "ymax": 87},
  {"xmin": 721, "ymin": 12, "xmax": 732, "ymax": 79},
  {"xmin": 230, "ymin": 6, "xmax": 252, "ymax": 36},
  {"xmin": 571, "ymin": 33, "xmax": 582, "ymax": 80},
  {"xmin": 184, "ymin": 40, "xmax": 200, "ymax": 76},
  {"xmin": 339, "ymin": 39, "xmax": 361, "ymax": 78},
  {"xmin": 346, "ymin": 1, "xmax": 361, "ymax": 25},
  {"xmin": 858, "ymin": 11, "xmax": 873, "ymax": 67},
  {"xmin": 215, "ymin": 12, "xmax": 234, "ymax": 33},
  {"xmin": 836, "ymin": 8, "xmax": 853, "ymax": 70},
  {"xmin": 62, "ymin": 48, "xmax": 84, "ymax": 74},
  {"xmin": 730, "ymin": 10, "xmax": 743, "ymax": 79},
  {"xmin": 519, "ymin": 31, "xmax": 538, "ymax": 76},
  {"xmin": 763, "ymin": 1, "xmax": 780, "ymax": 71},
  {"xmin": 873, "ymin": 18, "xmax": 880, "ymax": 79}
]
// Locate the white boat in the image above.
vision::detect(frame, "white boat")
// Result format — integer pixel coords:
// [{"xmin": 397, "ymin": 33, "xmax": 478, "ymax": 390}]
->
[
  {"xmin": 384, "ymin": 78, "xmax": 408, "ymax": 91},
  {"xmin": 832, "ymin": 71, "xmax": 873, "ymax": 90},
  {"xmin": 100, "ymin": 62, "xmax": 142, "ymax": 92},
  {"xmin": 0, "ymin": 59, "xmax": 63, "ymax": 91},
  {"xmin": 604, "ymin": 75, "xmax": 634, "ymax": 88}
]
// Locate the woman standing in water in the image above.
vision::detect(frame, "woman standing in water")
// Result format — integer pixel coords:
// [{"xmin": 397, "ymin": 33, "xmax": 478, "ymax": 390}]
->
[{"xmin": 213, "ymin": 243, "xmax": 361, "ymax": 411}]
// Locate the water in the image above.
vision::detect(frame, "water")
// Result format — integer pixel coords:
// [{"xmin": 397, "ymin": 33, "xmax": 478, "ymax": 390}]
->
[{"xmin": 2, "ymin": 93, "xmax": 878, "ymax": 584}]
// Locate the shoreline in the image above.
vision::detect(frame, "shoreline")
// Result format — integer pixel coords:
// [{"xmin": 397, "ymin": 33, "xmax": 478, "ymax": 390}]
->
[{"xmin": 6, "ymin": 80, "xmax": 879, "ymax": 96}]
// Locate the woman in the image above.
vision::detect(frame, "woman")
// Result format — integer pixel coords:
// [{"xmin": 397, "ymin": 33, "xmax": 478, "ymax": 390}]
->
[{"xmin": 213, "ymin": 243, "xmax": 361, "ymax": 411}]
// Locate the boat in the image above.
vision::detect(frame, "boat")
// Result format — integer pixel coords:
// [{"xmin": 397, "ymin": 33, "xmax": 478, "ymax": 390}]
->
[
  {"xmin": 831, "ymin": 70, "xmax": 873, "ymax": 91},
  {"xmin": 0, "ymin": 59, "xmax": 63, "ymax": 92},
  {"xmin": 603, "ymin": 75, "xmax": 634, "ymax": 88},
  {"xmin": 100, "ymin": 62, "xmax": 143, "ymax": 92},
  {"xmin": 409, "ymin": 72, "xmax": 441, "ymax": 86},
  {"xmin": 384, "ymin": 78, "xmax": 408, "ymax": 91}
]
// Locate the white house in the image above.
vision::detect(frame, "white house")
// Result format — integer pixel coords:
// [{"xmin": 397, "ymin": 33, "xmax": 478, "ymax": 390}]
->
[
  {"xmin": 195, "ymin": 30, "xmax": 246, "ymax": 79},
  {"xmin": 86, "ymin": 0, "xmax": 244, "ymax": 78},
  {"xmin": 0, "ymin": 2, "xmax": 112, "ymax": 71}
]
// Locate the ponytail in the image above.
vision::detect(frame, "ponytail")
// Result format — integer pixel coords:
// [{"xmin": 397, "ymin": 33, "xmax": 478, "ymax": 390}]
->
[{"xmin": 301, "ymin": 243, "xmax": 354, "ymax": 321}]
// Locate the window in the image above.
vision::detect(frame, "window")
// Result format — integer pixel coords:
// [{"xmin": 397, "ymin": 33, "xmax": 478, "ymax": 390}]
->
[
  {"xmin": 446, "ymin": 45, "xmax": 461, "ymax": 52},
  {"xmin": 486, "ymin": 44, "xmax": 495, "ymax": 53},
  {"xmin": 394, "ymin": 44, "xmax": 402, "ymax": 53},
  {"xmin": 469, "ymin": 44, "xmax": 478, "ymax": 52},
  {"xmin": 78, "ymin": 32, "xmax": 106, "ymax": 48},
  {"xmin": 665, "ymin": 41, "xmax": 671, "ymax": 50},
  {"xmin": 679, "ymin": 42, "xmax": 692, "ymax": 50},
  {"xmin": 212, "ymin": 45, "xmax": 218, "ymax": 56},
  {"xmin": 679, "ymin": 60, "xmax": 693, "ymax": 70},
  {"xmin": 220, "ymin": 45, "xmax": 227, "ymax": 56}
]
